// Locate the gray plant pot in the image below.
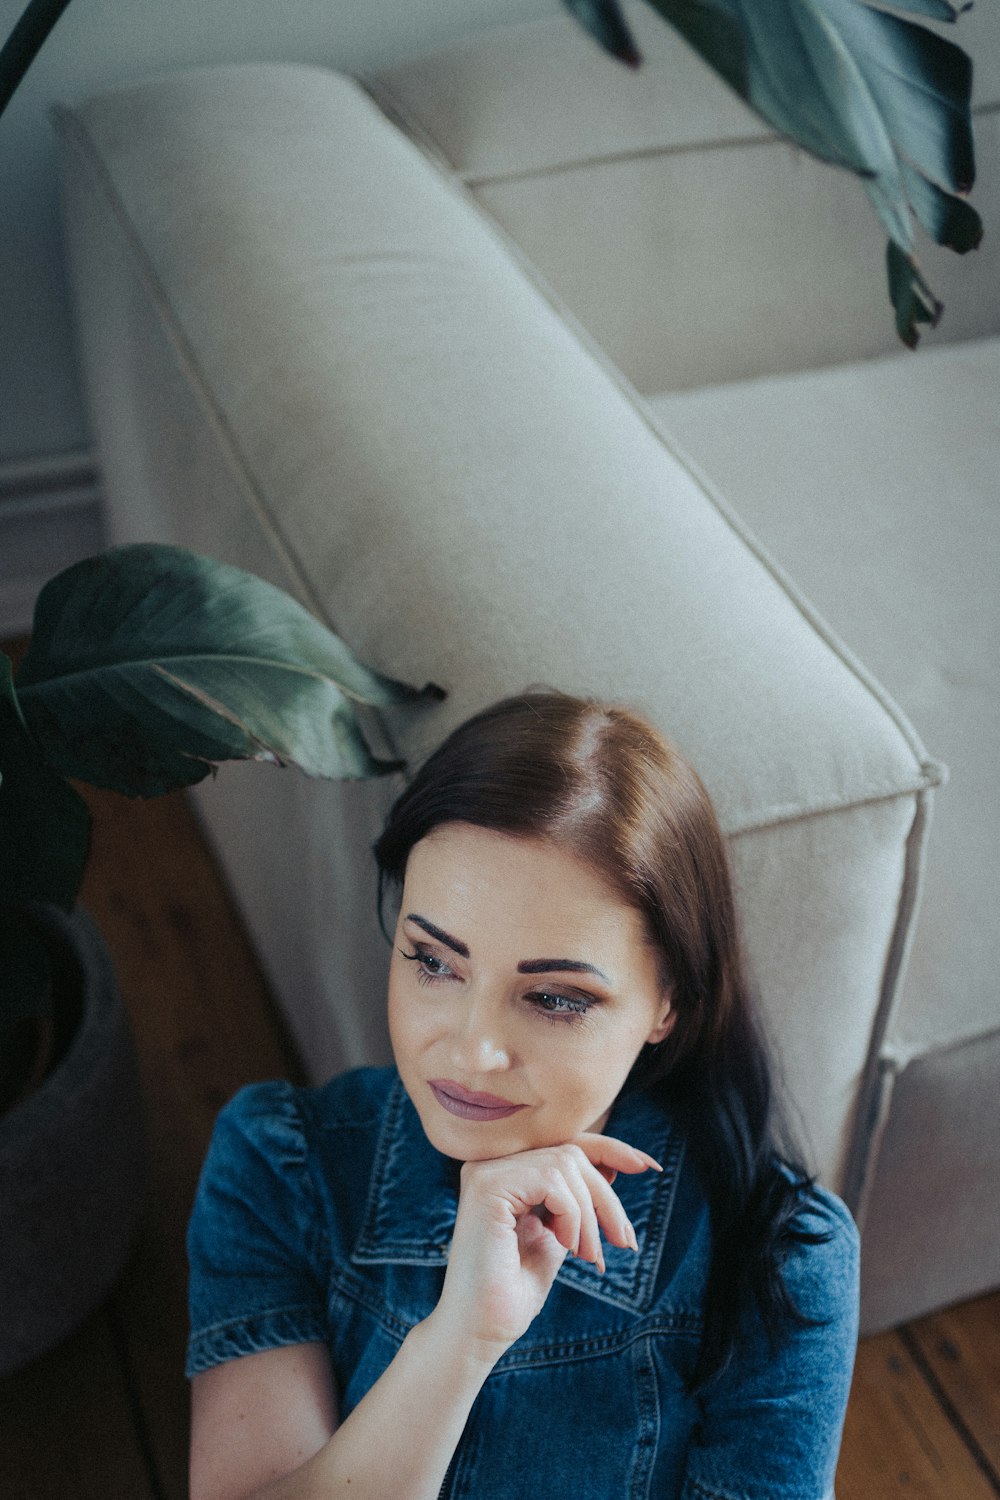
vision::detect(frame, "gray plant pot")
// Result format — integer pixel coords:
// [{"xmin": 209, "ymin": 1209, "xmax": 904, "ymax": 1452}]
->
[{"xmin": 0, "ymin": 905, "xmax": 147, "ymax": 1378}]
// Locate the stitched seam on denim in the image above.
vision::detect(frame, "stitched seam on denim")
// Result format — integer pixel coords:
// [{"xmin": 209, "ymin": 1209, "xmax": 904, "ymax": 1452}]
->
[
  {"xmin": 185, "ymin": 1307, "xmax": 330, "ymax": 1380},
  {"xmin": 638, "ymin": 1132, "xmax": 685, "ymax": 1303},
  {"xmin": 327, "ymin": 1271, "xmax": 417, "ymax": 1343},
  {"xmin": 268, "ymin": 1080, "xmax": 336, "ymax": 1287},
  {"xmin": 685, "ymin": 1479, "xmax": 742, "ymax": 1500},
  {"xmin": 189, "ymin": 1302, "xmax": 326, "ymax": 1341},
  {"xmin": 632, "ymin": 1333, "xmax": 662, "ymax": 1500},
  {"xmin": 354, "ymin": 1076, "xmax": 405, "ymax": 1256},
  {"xmin": 491, "ymin": 1316, "xmax": 703, "ymax": 1372}
]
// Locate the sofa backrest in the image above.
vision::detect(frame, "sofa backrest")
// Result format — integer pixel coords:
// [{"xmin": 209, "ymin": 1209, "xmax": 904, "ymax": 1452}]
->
[{"xmin": 366, "ymin": 2, "xmax": 1000, "ymax": 394}]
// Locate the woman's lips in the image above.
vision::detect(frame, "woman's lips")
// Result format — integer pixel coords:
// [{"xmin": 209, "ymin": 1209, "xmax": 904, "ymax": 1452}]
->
[{"xmin": 429, "ymin": 1080, "xmax": 527, "ymax": 1121}]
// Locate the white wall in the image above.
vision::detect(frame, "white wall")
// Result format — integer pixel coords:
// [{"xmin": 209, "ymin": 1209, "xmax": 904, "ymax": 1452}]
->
[{"xmin": 0, "ymin": 0, "xmax": 558, "ymax": 468}]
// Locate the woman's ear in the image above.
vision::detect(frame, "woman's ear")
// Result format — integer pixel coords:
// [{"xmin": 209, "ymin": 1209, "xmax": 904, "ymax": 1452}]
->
[{"xmin": 646, "ymin": 992, "xmax": 676, "ymax": 1047}]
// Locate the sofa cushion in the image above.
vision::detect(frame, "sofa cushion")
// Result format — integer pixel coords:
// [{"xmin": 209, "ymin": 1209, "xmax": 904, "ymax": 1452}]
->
[
  {"xmin": 858, "ymin": 1026, "xmax": 1000, "ymax": 1329},
  {"xmin": 646, "ymin": 337, "xmax": 1000, "ymax": 1058},
  {"xmin": 366, "ymin": 5, "xmax": 1000, "ymax": 392}
]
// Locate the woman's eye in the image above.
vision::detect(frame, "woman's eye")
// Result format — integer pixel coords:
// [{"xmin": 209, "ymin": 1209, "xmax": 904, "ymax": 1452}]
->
[
  {"xmin": 531, "ymin": 991, "xmax": 592, "ymax": 1023},
  {"xmin": 398, "ymin": 947, "xmax": 453, "ymax": 983}
]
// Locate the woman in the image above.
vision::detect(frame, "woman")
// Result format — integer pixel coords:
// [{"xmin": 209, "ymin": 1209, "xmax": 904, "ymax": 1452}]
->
[{"xmin": 186, "ymin": 691, "xmax": 859, "ymax": 1500}]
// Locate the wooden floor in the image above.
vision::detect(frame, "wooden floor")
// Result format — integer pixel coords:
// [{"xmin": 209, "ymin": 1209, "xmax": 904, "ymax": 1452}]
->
[{"xmin": 1, "ymin": 735, "xmax": 998, "ymax": 1496}]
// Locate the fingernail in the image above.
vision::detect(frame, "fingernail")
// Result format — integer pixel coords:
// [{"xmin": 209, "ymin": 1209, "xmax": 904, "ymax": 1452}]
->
[
  {"xmin": 596, "ymin": 1251, "xmax": 606, "ymax": 1274},
  {"xmin": 644, "ymin": 1154, "xmax": 663, "ymax": 1172},
  {"xmin": 627, "ymin": 1222, "xmax": 639, "ymax": 1253}
]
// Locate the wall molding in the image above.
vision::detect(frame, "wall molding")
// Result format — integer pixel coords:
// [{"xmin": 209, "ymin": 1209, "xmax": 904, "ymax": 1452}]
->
[{"xmin": 0, "ymin": 449, "xmax": 104, "ymax": 639}]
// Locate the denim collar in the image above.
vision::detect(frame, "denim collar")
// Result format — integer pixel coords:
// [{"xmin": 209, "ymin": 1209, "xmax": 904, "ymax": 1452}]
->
[{"xmin": 351, "ymin": 1072, "xmax": 685, "ymax": 1314}]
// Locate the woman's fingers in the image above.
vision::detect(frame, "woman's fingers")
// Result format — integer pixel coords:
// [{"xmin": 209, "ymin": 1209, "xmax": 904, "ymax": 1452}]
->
[
  {"xmin": 574, "ymin": 1149, "xmax": 642, "ymax": 1260},
  {"xmin": 546, "ymin": 1143, "xmax": 647, "ymax": 1270},
  {"xmin": 571, "ymin": 1132, "xmax": 663, "ymax": 1177},
  {"xmin": 557, "ymin": 1150, "xmax": 608, "ymax": 1270},
  {"xmin": 473, "ymin": 1131, "xmax": 660, "ymax": 1274}
]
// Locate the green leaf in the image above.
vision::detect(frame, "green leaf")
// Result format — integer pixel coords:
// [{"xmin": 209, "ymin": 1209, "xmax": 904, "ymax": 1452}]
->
[
  {"xmin": 565, "ymin": 0, "xmax": 980, "ymax": 346},
  {"xmin": 887, "ymin": 239, "xmax": 941, "ymax": 347},
  {"xmin": 899, "ymin": 158, "xmax": 982, "ymax": 252},
  {"xmin": 15, "ymin": 545, "xmax": 445, "ymax": 796},
  {"xmin": 878, "ymin": 0, "xmax": 971, "ymax": 20},
  {"xmin": 0, "ymin": 655, "xmax": 91, "ymax": 910},
  {"xmin": 563, "ymin": 0, "xmax": 644, "ymax": 66},
  {"xmin": 0, "ymin": 0, "xmax": 75, "ymax": 121},
  {"xmin": 825, "ymin": 0, "xmax": 974, "ymax": 196}
]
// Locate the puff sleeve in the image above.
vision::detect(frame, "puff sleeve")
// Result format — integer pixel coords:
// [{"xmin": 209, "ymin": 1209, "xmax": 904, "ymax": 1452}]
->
[
  {"xmin": 185, "ymin": 1080, "xmax": 329, "ymax": 1379},
  {"xmin": 680, "ymin": 1187, "xmax": 860, "ymax": 1500}
]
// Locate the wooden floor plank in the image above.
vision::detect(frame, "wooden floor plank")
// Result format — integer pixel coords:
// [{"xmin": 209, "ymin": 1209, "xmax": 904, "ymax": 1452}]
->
[
  {"xmin": 0, "ymin": 1306, "xmax": 158, "ymax": 1500},
  {"xmin": 905, "ymin": 1291, "xmax": 1000, "ymax": 1483},
  {"xmin": 76, "ymin": 780, "xmax": 306, "ymax": 1500},
  {"xmin": 837, "ymin": 1327, "xmax": 1000, "ymax": 1500}
]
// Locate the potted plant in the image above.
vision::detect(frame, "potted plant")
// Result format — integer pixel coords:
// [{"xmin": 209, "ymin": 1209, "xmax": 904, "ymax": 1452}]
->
[{"xmin": 0, "ymin": 542, "xmax": 442, "ymax": 1375}]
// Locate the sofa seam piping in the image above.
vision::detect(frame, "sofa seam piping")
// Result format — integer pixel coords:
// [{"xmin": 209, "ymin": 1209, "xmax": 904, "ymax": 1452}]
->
[
  {"xmin": 880, "ymin": 1018, "xmax": 1000, "ymax": 1073},
  {"xmin": 465, "ymin": 95, "xmax": 999, "ymax": 188},
  {"xmin": 841, "ymin": 784, "xmax": 936, "ymax": 1226}
]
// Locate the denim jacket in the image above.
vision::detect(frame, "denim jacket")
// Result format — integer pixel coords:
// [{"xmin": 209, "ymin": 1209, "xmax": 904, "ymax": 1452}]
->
[{"xmin": 186, "ymin": 1065, "xmax": 859, "ymax": 1500}]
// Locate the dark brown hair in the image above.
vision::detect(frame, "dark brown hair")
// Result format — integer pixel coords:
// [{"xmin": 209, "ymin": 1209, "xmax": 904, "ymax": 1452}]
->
[{"xmin": 373, "ymin": 690, "xmax": 830, "ymax": 1389}]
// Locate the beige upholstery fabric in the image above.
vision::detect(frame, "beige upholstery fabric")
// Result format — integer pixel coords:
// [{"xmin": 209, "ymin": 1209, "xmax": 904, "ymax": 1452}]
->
[
  {"xmin": 55, "ymin": 63, "xmax": 933, "ymax": 1198},
  {"xmin": 366, "ymin": 7, "xmax": 1000, "ymax": 394},
  {"xmin": 646, "ymin": 340, "xmax": 1000, "ymax": 1058},
  {"xmin": 860, "ymin": 1029, "xmax": 1000, "ymax": 1330}
]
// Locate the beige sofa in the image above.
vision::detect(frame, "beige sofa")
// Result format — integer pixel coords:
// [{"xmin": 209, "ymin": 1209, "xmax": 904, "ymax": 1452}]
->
[{"xmin": 54, "ymin": 5, "xmax": 999, "ymax": 1334}]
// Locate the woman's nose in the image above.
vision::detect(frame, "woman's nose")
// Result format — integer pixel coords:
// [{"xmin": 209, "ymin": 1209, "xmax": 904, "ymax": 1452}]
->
[{"xmin": 447, "ymin": 990, "xmax": 511, "ymax": 1073}]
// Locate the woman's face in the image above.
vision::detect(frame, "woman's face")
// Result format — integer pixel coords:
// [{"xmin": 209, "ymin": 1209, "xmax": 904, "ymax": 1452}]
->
[{"xmin": 387, "ymin": 821, "xmax": 675, "ymax": 1161}]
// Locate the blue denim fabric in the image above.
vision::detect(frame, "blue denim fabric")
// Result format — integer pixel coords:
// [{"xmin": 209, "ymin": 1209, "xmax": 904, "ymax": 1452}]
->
[{"xmin": 186, "ymin": 1066, "xmax": 858, "ymax": 1499}]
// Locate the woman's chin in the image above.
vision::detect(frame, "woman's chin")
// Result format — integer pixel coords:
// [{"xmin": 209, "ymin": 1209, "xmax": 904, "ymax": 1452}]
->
[{"xmin": 423, "ymin": 1112, "xmax": 530, "ymax": 1161}]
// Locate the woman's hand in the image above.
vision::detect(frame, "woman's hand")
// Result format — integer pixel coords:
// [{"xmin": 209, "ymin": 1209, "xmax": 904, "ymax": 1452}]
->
[{"xmin": 428, "ymin": 1135, "xmax": 661, "ymax": 1364}]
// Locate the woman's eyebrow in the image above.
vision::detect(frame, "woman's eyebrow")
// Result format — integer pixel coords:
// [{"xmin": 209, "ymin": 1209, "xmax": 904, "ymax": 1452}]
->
[
  {"xmin": 404, "ymin": 914, "xmax": 610, "ymax": 982},
  {"xmin": 517, "ymin": 957, "xmax": 611, "ymax": 982},
  {"xmin": 405, "ymin": 914, "xmax": 469, "ymax": 956}
]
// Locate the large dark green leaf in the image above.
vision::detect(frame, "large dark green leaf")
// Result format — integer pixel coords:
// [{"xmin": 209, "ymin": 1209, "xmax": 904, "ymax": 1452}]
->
[
  {"xmin": 564, "ymin": 0, "xmax": 981, "ymax": 347},
  {"xmin": 15, "ymin": 545, "xmax": 445, "ymax": 796},
  {"xmin": 0, "ymin": 653, "xmax": 91, "ymax": 910},
  {"xmin": 0, "ymin": 0, "xmax": 74, "ymax": 120}
]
